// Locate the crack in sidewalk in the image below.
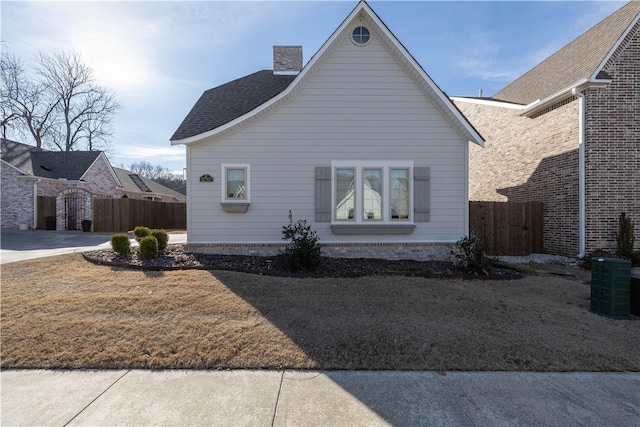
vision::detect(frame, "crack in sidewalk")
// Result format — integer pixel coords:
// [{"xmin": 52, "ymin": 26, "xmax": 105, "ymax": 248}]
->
[
  {"xmin": 270, "ymin": 370, "xmax": 285, "ymax": 427},
  {"xmin": 62, "ymin": 370, "xmax": 131, "ymax": 427}
]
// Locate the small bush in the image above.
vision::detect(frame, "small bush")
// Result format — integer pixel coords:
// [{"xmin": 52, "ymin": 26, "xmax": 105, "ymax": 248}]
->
[
  {"xmin": 278, "ymin": 210, "xmax": 322, "ymax": 272},
  {"xmin": 133, "ymin": 226, "xmax": 151, "ymax": 242},
  {"xmin": 110, "ymin": 233, "xmax": 131, "ymax": 255},
  {"xmin": 150, "ymin": 229, "xmax": 169, "ymax": 251},
  {"xmin": 451, "ymin": 233, "xmax": 492, "ymax": 275},
  {"xmin": 139, "ymin": 235, "xmax": 158, "ymax": 259},
  {"xmin": 616, "ymin": 212, "xmax": 635, "ymax": 261}
]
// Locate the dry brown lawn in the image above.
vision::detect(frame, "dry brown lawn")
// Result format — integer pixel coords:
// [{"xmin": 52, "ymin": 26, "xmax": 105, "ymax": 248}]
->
[{"xmin": 1, "ymin": 253, "xmax": 638, "ymax": 371}]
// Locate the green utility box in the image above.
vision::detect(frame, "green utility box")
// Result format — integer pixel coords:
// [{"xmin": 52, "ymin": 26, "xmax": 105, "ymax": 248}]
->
[
  {"xmin": 631, "ymin": 274, "xmax": 640, "ymax": 316},
  {"xmin": 590, "ymin": 258, "xmax": 631, "ymax": 319}
]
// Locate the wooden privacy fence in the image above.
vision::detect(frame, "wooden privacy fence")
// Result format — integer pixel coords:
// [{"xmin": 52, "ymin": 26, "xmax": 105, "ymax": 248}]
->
[
  {"xmin": 93, "ymin": 199, "xmax": 186, "ymax": 233},
  {"xmin": 37, "ymin": 196, "xmax": 57, "ymax": 229},
  {"xmin": 469, "ymin": 201, "xmax": 543, "ymax": 256}
]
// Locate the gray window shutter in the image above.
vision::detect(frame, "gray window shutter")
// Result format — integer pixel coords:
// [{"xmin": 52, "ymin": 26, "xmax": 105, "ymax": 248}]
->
[
  {"xmin": 315, "ymin": 166, "xmax": 331, "ymax": 222},
  {"xmin": 414, "ymin": 167, "xmax": 430, "ymax": 222}
]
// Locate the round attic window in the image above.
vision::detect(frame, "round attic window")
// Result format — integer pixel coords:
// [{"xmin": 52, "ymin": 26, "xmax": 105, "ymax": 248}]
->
[{"xmin": 352, "ymin": 26, "xmax": 370, "ymax": 45}]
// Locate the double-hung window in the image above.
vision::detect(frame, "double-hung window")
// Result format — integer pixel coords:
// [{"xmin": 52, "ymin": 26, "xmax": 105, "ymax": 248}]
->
[{"xmin": 332, "ymin": 161, "xmax": 412, "ymax": 223}]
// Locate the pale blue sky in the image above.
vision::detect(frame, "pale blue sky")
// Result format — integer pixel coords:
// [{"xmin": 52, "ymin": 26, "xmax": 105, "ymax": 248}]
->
[{"xmin": 1, "ymin": 1, "xmax": 625, "ymax": 174}]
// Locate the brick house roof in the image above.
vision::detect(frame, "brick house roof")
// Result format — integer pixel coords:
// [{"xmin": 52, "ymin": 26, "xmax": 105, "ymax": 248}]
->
[
  {"xmin": 1, "ymin": 138, "xmax": 100, "ymax": 180},
  {"xmin": 170, "ymin": 70, "xmax": 297, "ymax": 141},
  {"xmin": 112, "ymin": 167, "xmax": 186, "ymax": 200},
  {"xmin": 493, "ymin": 1, "xmax": 640, "ymax": 105},
  {"xmin": 2, "ymin": 139, "xmax": 186, "ymax": 201}
]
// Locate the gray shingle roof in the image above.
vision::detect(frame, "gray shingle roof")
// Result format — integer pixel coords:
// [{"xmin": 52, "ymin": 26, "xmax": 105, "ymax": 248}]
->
[
  {"xmin": 112, "ymin": 167, "xmax": 186, "ymax": 201},
  {"xmin": 1, "ymin": 138, "xmax": 100, "ymax": 180},
  {"xmin": 493, "ymin": 1, "xmax": 640, "ymax": 105},
  {"xmin": 170, "ymin": 70, "xmax": 297, "ymax": 141}
]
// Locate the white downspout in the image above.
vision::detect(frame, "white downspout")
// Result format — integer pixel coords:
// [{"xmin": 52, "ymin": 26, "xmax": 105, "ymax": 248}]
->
[
  {"xmin": 572, "ymin": 88, "xmax": 586, "ymax": 258},
  {"xmin": 33, "ymin": 178, "xmax": 41, "ymax": 229}
]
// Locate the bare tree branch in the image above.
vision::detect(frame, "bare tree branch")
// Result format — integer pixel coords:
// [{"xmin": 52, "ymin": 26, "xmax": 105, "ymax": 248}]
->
[
  {"xmin": 0, "ymin": 53, "xmax": 23, "ymax": 138},
  {"xmin": 2, "ymin": 49, "xmax": 121, "ymax": 151},
  {"xmin": 34, "ymin": 50, "xmax": 120, "ymax": 151}
]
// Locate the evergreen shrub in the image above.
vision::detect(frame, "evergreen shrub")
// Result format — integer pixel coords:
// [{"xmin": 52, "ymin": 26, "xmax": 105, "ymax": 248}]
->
[
  {"xmin": 278, "ymin": 210, "xmax": 322, "ymax": 272},
  {"xmin": 139, "ymin": 235, "xmax": 158, "ymax": 259},
  {"xmin": 150, "ymin": 229, "xmax": 169, "ymax": 251},
  {"xmin": 133, "ymin": 226, "xmax": 151, "ymax": 242},
  {"xmin": 110, "ymin": 233, "xmax": 131, "ymax": 255}
]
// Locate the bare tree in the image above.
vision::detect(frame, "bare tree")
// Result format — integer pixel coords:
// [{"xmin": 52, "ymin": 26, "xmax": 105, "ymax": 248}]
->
[
  {"xmin": 35, "ymin": 50, "xmax": 120, "ymax": 151},
  {"xmin": 1, "ymin": 49, "xmax": 119, "ymax": 150},
  {"xmin": 0, "ymin": 53, "xmax": 21, "ymax": 138},
  {"xmin": 1, "ymin": 52, "xmax": 59, "ymax": 146}
]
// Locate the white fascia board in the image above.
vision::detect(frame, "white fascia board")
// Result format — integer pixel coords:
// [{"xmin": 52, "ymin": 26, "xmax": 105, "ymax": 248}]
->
[
  {"xmin": 171, "ymin": 3, "xmax": 367, "ymax": 147},
  {"xmin": 172, "ymin": 1, "xmax": 485, "ymax": 148},
  {"xmin": 591, "ymin": 13, "xmax": 640, "ymax": 80},
  {"xmin": 17, "ymin": 175, "xmax": 81, "ymax": 184},
  {"xmin": 362, "ymin": 6, "xmax": 485, "ymax": 147},
  {"xmin": 450, "ymin": 97, "xmax": 525, "ymax": 110},
  {"xmin": 516, "ymin": 78, "xmax": 610, "ymax": 117}
]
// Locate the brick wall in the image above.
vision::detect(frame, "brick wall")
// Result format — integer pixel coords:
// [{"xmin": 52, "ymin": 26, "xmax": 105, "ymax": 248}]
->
[
  {"xmin": 187, "ymin": 242, "xmax": 453, "ymax": 261},
  {"xmin": 455, "ymin": 99, "xmax": 580, "ymax": 256},
  {"xmin": 1, "ymin": 163, "xmax": 35, "ymax": 229},
  {"xmin": 584, "ymin": 21, "xmax": 640, "ymax": 254},
  {"xmin": 83, "ymin": 155, "xmax": 123, "ymax": 198}
]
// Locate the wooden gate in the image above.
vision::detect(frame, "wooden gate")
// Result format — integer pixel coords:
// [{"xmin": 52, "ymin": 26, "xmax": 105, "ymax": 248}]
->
[
  {"xmin": 37, "ymin": 196, "xmax": 56, "ymax": 229},
  {"xmin": 469, "ymin": 201, "xmax": 543, "ymax": 256}
]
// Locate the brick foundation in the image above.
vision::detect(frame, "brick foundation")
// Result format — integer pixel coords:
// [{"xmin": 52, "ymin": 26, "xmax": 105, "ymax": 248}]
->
[{"xmin": 186, "ymin": 242, "xmax": 454, "ymax": 261}]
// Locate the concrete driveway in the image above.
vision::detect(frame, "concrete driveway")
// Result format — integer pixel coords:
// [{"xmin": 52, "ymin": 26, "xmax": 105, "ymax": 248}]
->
[{"xmin": 0, "ymin": 229, "xmax": 186, "ymax": 264}]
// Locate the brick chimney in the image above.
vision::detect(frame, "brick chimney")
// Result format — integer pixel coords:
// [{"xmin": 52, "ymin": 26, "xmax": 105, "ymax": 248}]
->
[{"xmin": 273, "ymin": 46, "xmax": 303, "ymax": 75}]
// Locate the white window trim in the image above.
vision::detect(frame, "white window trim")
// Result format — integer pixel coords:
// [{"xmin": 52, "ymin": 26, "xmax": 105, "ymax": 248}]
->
[
  {"xmin": 351, "ymin": 25, "xmax": 372, "ymax": 47},
  {"xmin": 221, "ymin": 164, "xmax": 250, "ymax": 203},
  {"xmin": 331, "ymin": 160, "xmax": 413, "ymax": 224}
]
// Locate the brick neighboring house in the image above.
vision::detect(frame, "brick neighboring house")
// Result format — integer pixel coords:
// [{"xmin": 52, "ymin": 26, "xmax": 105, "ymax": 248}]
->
[
  {"xmin": 453, "ymin": 1, "xmax": 639, "ymax": 257},
  {"xmin": 1, "ymin": 139, "xmax": 185, "ymax": 230}
]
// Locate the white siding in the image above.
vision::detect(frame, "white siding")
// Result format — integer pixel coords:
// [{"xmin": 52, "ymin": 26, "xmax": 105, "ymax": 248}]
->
[{"xmin": 187, "ymin": 34, "xmax": 468, "ymax": 244}]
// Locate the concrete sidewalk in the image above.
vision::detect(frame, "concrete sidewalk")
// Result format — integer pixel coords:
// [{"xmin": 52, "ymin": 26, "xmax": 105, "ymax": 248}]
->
[{"xmin": 1, "ymin": 370, "xmax": 638, "ymax": 426}]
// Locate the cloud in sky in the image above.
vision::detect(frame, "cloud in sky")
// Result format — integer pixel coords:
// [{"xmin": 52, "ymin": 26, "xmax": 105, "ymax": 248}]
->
[{"xmin": 1, "ymin": 1, "xmax": 628, "ymax": 173}]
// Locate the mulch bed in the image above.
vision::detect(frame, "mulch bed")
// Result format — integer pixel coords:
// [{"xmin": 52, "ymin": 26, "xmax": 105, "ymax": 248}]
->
[{"xmin": 83, "ymin": 244, "xmax": 521, "ymax": 280}]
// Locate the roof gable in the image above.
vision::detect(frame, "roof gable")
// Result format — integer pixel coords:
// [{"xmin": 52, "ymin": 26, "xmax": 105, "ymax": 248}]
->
[
  {"xmin": 170, "ymin": 1, "xmax": 484, "ymax": 147},
  {"xmin": 112, "ymin": 167, "xmax": 186, "ymax": 201},
  {"xmin": 494, "ymin": 1, "xmax": 640, "ymax": 105}
]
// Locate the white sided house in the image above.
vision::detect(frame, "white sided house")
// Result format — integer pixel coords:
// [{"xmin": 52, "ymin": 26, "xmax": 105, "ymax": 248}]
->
[{"xmin": 170, "ymin": 1, "xmax": 484, "ymax": 260}]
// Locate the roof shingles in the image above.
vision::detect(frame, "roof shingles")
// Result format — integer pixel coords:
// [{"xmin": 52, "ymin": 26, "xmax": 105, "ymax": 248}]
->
[
  {"xmin": 170, "ymin": 70, "xmax": 296, "ymax": 141},
  {"xmin": 493, "ymin": 1, "xmax": 640, "ymax": 105},
  {"xmin": 1, "ymin": 139, "xmax": 100, "ymax": 180}
]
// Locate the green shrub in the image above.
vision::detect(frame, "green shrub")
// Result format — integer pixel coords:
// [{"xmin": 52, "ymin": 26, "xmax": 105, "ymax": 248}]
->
[
  {"xmin": 110, "ymin": 233, "xmax": 131, "ymax": 255},
  {"xmin": 451, "ymin": 233, "xmax": 492, "ymax": 275},
  {"xmin": 150, "ymin": 229, "xmax": 169, "ymax": 251},
  {"xmin": 616, "ymin": 212, "xmax": 635, "ymax": 260},
  {"xmin": 139, "ymin": 235, "xmax": 158, "ymax": 259},
  {"xmin": 278, "ymin": 210, "xmax": 322, "ymax": 272},
  {"xmin": 133, "ymin": 226, "xmax": 151, "ymax": 242}
]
